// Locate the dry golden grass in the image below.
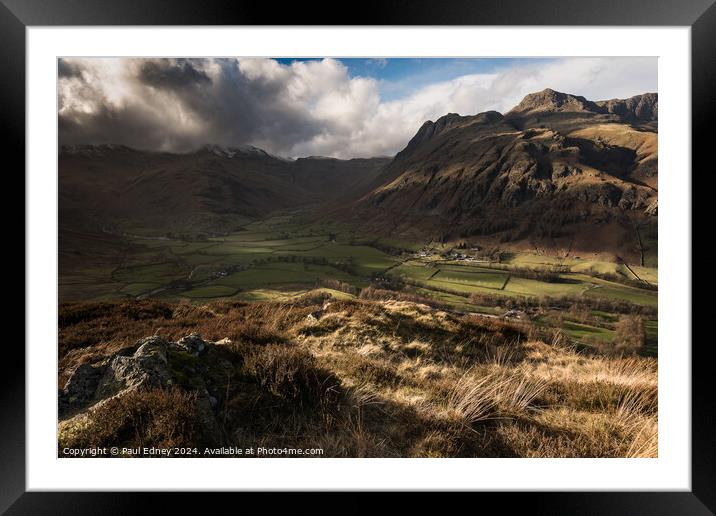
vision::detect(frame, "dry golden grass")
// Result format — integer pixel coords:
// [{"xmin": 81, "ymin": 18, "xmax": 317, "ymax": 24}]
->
[
  {"xmin": 59, "ymin": 387, "xmax": 199, "ymax": 454},
  {"xmin": 58, "ymin": 293, "xmax": 657, "ymax": 457},
  {"xmin": 569, "ymin": 124, "xmax": 657, "ymax": 162}
]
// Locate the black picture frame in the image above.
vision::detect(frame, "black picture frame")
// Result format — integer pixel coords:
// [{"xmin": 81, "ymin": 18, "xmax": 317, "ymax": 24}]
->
[{"xmin": 3, "ymin": 0, "xmax": 712, "ymax": 512}]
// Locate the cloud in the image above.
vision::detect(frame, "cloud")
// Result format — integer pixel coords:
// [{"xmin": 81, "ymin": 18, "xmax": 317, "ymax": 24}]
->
[
  {"xmin": 58, "ymin": 57, "xmax": 656, "ymax": 158},
  {"xmin": 366, "ymin": 58, "xmax": 388, "ymax": 68},
  {"xmin": 137, "ymin": 59, "xmax": 211, "ymax": 90}
]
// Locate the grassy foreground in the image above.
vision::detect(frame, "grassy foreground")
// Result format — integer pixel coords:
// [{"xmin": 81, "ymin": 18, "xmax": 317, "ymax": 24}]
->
[{"xmin": 58, "ymin": 293, "xmax": 657, "ymax": 458}]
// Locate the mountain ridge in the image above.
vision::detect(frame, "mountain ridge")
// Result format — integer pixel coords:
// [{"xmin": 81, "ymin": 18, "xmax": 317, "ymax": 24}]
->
[
  {"xmin": 59, "ymin": 143, "xmax": 390, "ymax": 235},
  {"xmin": 345, "ymin": 89, "xmax": 658, "ymax": 261},
  {"xmin": 60, "ymin": 142, "xmax": 385, "ymax": 163}
]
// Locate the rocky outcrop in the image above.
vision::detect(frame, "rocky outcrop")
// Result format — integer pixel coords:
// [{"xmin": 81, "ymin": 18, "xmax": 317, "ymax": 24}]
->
[
  {"xmin": 509, "ymin": 89, "xmax": 658, "ymax": 122},
  {"xmin": 508, "ymin": 88, "xmax": 602, "ymax": 115},
  {"xmin": 177, "ymin": 333, "xmax": 207, "ymax": 355},
  {"xmin": 59, "ymin": 334, "xmax": 218, "ymax": 418},
  {"xmin": 399, "ymin": 111, "xmax": 504, "ymax": 159},
  {"xmin": 596, "ymin": 93, "xmax": 658, "ymax": 122},
  {"xmin": 95, "ymin": 336, "xmax": 173, "ymax": 399},
  {"xmin": 58, "ymin": 363, "xmax": 107, "ymax": 417},
  {"xmin": 58, "ymin": 332, "xmax": 231, "ymax": 448}
]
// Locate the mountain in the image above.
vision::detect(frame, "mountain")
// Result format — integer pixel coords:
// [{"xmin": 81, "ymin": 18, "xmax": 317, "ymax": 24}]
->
[
  {"xmin": 346, "ymin": 89, "xmax": 657, "ymax": 260},
  {"xmin": 508, "ymin": 88, "xmax": 603, "ymax": 115},
  {"xmin": 509, "ymin": 88, "xmax": 658, "ymax": 123},
  {"xmin": 59, "ymin": 144, "xmax": 389, "ymax": 235},
  {"xmin": 59, "ymin": 88, "xmax": 658, "ymax": 262},
  {"xmin": 596, "ymin": 93, "xmax": 658, "ymax": 122}
]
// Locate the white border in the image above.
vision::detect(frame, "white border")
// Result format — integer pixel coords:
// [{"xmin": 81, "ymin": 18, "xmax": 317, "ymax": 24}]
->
[{"xmin": 27, "ymin": 27, "xmax": 691, "ymax": 491}]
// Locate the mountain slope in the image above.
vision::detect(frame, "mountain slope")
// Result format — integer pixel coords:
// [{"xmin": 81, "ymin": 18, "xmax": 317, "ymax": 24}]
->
[
  {"xmin": 59, "ymin": 144, "xmax": 389, "ymax": 235},
  {"xmin": 346, "ymin": 89, "xmax": 658, "ymax": 261}
]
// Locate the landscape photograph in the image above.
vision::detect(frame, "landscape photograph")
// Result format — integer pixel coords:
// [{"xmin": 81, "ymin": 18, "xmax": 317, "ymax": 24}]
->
[{"xmin": 57, "ymin": 56, "xmax": 658, "ymax": 458}]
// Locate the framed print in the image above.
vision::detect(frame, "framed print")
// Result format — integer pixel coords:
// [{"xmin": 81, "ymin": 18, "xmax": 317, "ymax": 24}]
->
[{"xmin": 4, "ymin": 0, "xmax": 713, "ymax": 512}]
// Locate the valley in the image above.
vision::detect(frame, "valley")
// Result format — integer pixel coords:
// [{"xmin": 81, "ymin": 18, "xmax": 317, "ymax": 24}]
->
[{"xmin": 60, "ymin": 209, "xmax": 658, "ymax": 355}]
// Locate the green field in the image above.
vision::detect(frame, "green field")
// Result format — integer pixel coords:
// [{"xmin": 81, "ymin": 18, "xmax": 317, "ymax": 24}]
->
[
  {"xmin": 391, "ymin": 263, "xmax": 439, "ymax": 281},
  {"xmin": 504, "ymin": 252, "xmax": 658, "ymax": 286},
  {"xmin": 87, "ymin": 216, "xmax": 398, "ymax": 301},
  {"xmin": 112, "ymin": 262, "xmax": 189, "ymax": 283},
  {"xmin": 433, "ymin": 268, "xmax": 508, "ymax": 289},
  {"xmin": 584, "ymin": 284, "xmax": 658, "ymax": 307},
  {"xmin": 183, "ymin": 285, "xmax": 239, "ymax": 299},
  {"xmin": 215, "ymin": 266, "xmax": 331, "ymax": 289},
  {"xmin": 644, "ymin": 319, "xmax": 658, "ymax": 354},
  {"xmin": 561, "ymin": 320, "xmax": 615, "ymax": 342},
  {"xmin": 235, "ymin": 287, "xmax": 356, "ymax": 303},
  {"xmin": 119, "ymin": 282, "xmax": 162, "ymax": 297},
  {"xmin": 394, "ymin": 262, "xmax": 597, "ymax": 299}
]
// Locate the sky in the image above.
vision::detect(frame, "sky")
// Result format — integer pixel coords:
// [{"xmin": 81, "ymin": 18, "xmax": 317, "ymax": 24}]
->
[{"xmin": 58, "ymin": 57, "xmax": 657, "ymax": 159}]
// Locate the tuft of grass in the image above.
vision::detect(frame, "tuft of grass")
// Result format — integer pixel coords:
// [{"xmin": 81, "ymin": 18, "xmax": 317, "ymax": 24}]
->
[
  {"xmin": 241, "ymin": 344, "xmax": 343, "ymax": 412},
  {"xmin": 616, "ymin": 388, "xmax": 659, "ymax": 458},
  {"xmin": 448, "ymin": 369, "xmax": 547, "ymax": 423}
]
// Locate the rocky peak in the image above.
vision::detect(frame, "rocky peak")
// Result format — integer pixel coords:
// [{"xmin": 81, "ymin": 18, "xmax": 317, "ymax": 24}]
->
[
  {"xmin": 60, "ymin": 144, "xmax": 134, "ymax": 157},
  {"xmin": 198, "ymin": 143, "xmax": 291, "ymax": 161},
  {"xmin": 509, "ymin": 88, "xmax": 601, "ymax": 115},
  {"xmin": 596, "ymin": 92, "xmax": 658, "ymax": 121},
  {"xmin": 411, "ymin": 113, "xmax": 464, "ymax": 144},
  {"xmin": 200, "ymin": 143, "xmax": 265, "ymax": 158},
  {"xmin": 402, "ymin": 111, "xmax": 503, "ymax": 155}
]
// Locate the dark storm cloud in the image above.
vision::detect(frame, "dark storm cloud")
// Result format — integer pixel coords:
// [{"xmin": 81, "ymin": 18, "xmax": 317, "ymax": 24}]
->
[
  {"xmin": 58, "ymin": 59, "xmax": 83, "ymax": 78},
  {"xmin": 197, "ymin": 60, "xmax": 321, "ymax": 151},
  {"xmin": 58, "ymin": 57, "xmax": 325, "ymax": 155},
  {"xmin": 59, "ymin": 100, "xmax": 203, "ymax": 152},
  {"xmin": 138, "ymin": 59, "xmax": 211, "ymax": 90}
]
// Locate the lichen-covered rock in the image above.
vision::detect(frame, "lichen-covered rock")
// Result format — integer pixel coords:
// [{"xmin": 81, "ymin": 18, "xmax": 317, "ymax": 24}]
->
[
  {"xmin": 96, "ymin": 336, "xmax": 171, "ymax": 398},
  {"xmin": 177, "ymin": 333, "xmax": 207, "ymax": 355},
  {"xmin": 58, "ymin": 362, "xmax": 107, "ymax": 418},
  {"xmin": 58, "ymin": 333, "xmax": 240, "ymax": 450}
]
